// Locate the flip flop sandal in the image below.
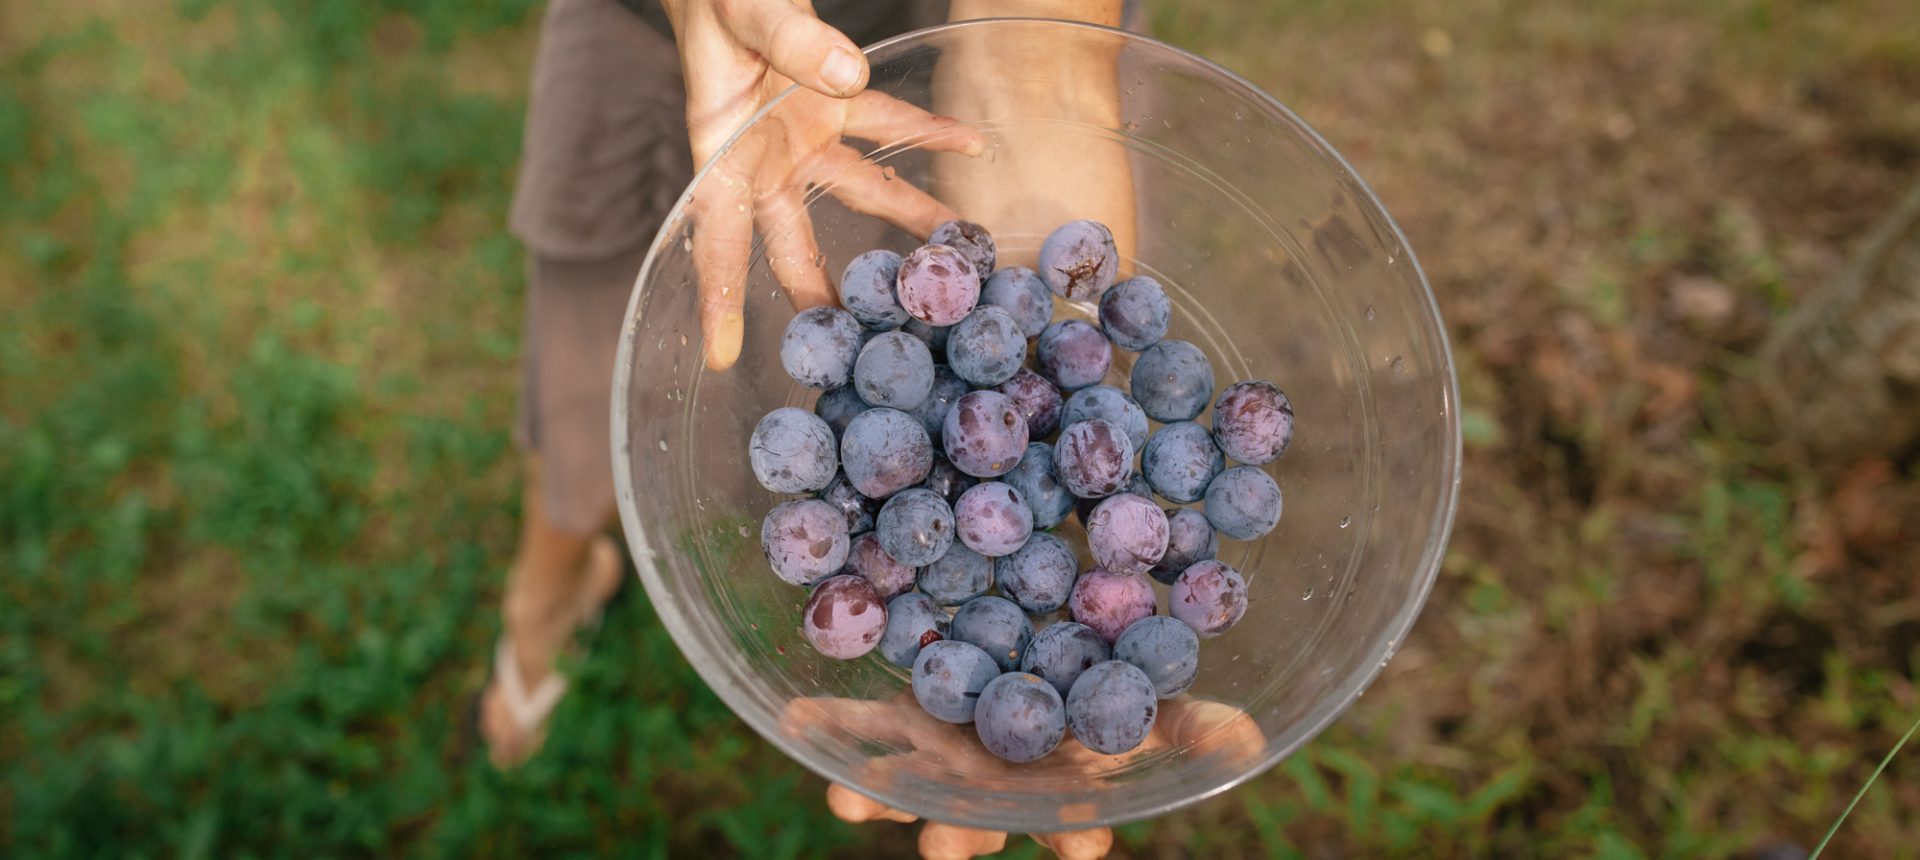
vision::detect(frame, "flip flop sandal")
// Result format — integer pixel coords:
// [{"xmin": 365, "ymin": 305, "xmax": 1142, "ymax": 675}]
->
[{"xmin": 466, "ymin": 534, "xmax": 627, "ymax": 767}]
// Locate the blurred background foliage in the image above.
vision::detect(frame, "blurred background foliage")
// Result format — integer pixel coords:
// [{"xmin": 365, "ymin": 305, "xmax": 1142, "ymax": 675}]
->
[{"xmin": 2, "ymin": 0, "xmax": 1918, "ymax": 856}]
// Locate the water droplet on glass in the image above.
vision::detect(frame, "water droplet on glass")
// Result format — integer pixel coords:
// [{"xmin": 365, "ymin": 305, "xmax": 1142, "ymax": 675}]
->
[
  {"xmin": 1339, "ymin": 515, "xmax": 1351, "ymax": 528},
  {"xmin": 812, "ymin": 253, "xmax": 826, "ymax": 269},
  {"xmin": 1364, "ymin": 305, "xmax": 1376, "ymax": 321},
  {"xmin": 1122, "ymin": 120, "xmax": 1139, "ymax": 132},
  {"xmin": 737, "ymin": 524, "xmax": 749, "ymax": 537},
  {"xmin": 1389, "ymin": 356, "xmax": 1407, "ymax": 374},
  {"xmin": 1301, "ymin": 589, "xmax": 1314, "ymax": 600},
  {"xmin": 682, "ymin": 235, "xmax": 693, "ymax": 252},
  {"xmin": 680, "ymin": 334, "xmax": 689, "ymax": 346},
  {"xmin": 1386, "ymin": 253, "xmax": 1397, "ymax": 265},
  {"xmin": 658, "ymin": 439, "xmax": 669, "ymax": 451}
]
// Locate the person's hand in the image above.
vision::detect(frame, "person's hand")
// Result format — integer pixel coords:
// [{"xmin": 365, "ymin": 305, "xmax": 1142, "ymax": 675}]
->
[
  {"xmin": 783, "ymin": 691, "xmax": 1265, "ymax": 859},
  {"xmin": 662, "ymin": 0, "xmax": 985, "ymax": 370}
]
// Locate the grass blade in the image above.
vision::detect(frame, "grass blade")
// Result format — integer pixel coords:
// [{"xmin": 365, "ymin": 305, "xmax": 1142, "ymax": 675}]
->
[{"xmin": 1809, "ymin": 712, "xmax": 1920, "ymax": 859}]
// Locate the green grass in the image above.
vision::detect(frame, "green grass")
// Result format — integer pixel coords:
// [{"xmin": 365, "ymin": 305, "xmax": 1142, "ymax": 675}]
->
[{"xmin": 5, "ymin": 0, "xmax": 1920, "ymax": 856}]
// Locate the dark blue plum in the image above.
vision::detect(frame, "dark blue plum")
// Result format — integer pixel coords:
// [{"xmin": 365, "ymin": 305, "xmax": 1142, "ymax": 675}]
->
[
  {"xmin": 912, "ymin": 640, "xmax": 1000, "ymax": 724},
  {"xmin": 819, "ymin": 472, "xmax": 879, "ymax": 534},
  {"xmin": 854, "ymin": 331, "xmax": 935, "ymax": 410},
  {"xmin": 951, "ymin": 595, "xmax": 1034, "ymax": 672},
  {"xmin": 947, "ymin": 305, "xmax": 1027, "ymax": 387},
  {"xmin": 1171, "ymin": 559, "xmax": 1248, "ymax": 637},
  {"xmin": 897, "ymin": 243, "xmax": 980, "ymax": 326},
  {"xmin": 879, "ymin": 591, "xmax": 949, "ymax": 668},
  {"xmin": 802, "ymin": 574, "xmax": 885, "ymax": 659},
  {"xmin": 917, "ymin": 541, "xmax": 992, "ymax": 606},
  {"xmin": 1085, "ymin": 493, "xmax": 1169, "ymax": 577},
  {"xmin": 1212, "ymin": 380, "xmax": 1295, "ymax": 465},
  {"xmin": 1001, "ymin": 443, "xmax": 1075, "ymax": 530},
  {"xmin": 900, "ymin": 319, "xmax": 951, "ymax": 356},
  {"xmin": 839, "ymin": 407, "xmax": 933, "ymax": 499},
  {"xmin": 942, "ymin": 390, "xmax": 1029, "ymax": 478},
  {"xmin": 1112, "ymin": 615, "xmax": 1199, "ymax": 698},
  {"xmin": 760, "ymin": 499, "xmax": 850, "ymax": 586},
  {"xmin": 1068, "ymin": 567, "xmax": 1156, "ymax": 643},
  {"xmin": 1061, "ymin": 385, "xmax": 1148, "ymax": 452},
  {"xmin": 929, "ymin": 219, "xmax": 996, "ymax": 276},
  {"xmin": 1073, "ymin": 472, "xmax": 1152, "ymax": 526},
  {"xmin": 953, "ymin": 481, "xmax": 1033, "ymax": 557},
  {"xmin": 1130, "ymin": 340, "xmax": 1215, "ymax": 423},
  {"xmin": 846, "ymin": 531, "xmax": 915, "ymax": 599},
  {"xmin": 749, "ymin": 407, "xmax": 838, "ymax": 494},
  {"xmin": 994, "ymin": 369, "xmax": 1063, "ymax": 439},
  {"xmin": 996, "ymin": 532, "xmax": 1079, "ymax": 614},
  {"xmin": 974, "ymin": 672, "xmax": 1066, "ymax": 763},
  {"xmin": 1037, "ymin": 220, "xmax": 1118, "ymax": 302},
  {"xmin": 838, "ymin": 249, "xmax": 907, "ymax": 330},
  {"xmin": 979, "ymin": 266, "xmax": 1054, "ymax": 337},
  {"xmin": 1203, "ymin": 465, "xmax": 1282, "ymax": 541},
  {"xmin": 1064, "ymin": 660, "xmax": 1158, "ymax": 754},
  {"xmin": 1150, "ymin": 508, "xmax": 1218, "ymax": 585},
  {"xmin": 922, "ymin": 454, "xmax": 978, "ymax": 506},
  {"xmin": 813, "ymin": 385, "xmax": 867, "ymax": 439},
  {"xmin": 907, "ymin": 365, "xmax": 969, "ymax": 445},
  {"xmin": 1053, "ymin": 419, "xmax": 1133, "ymax": 499},
  {"xmin": 1097, "ymin": 275, "xmax": 1172, "ymax": 351},
  {"xmin": 875, "ymin": 488, "xmax": 954, "ymax": 567},
  {"xmin": 1035, "ymin": 319, "xmax": 1113, "ymax": 392},
  {"xmin": 780, "ymin": 305, "xmax": 864, "ymax": 389},
  {"xmin": 1141, "ymin": 421, "xmax": 1225, "ymax": 504},
  {"xmin": 1020, "ymin": 621, "xmax": 1111, "ymax": 697}
]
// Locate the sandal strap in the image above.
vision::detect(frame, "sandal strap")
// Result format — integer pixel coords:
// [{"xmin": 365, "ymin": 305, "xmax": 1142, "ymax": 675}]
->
[{"xmin": 494, "ymin": 638, "xmax": 569, "ymax": 733}]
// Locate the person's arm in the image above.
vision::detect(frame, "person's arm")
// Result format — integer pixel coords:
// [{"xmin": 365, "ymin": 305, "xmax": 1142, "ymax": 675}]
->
[{"xmin": 932, "ymin": 1, "xmax": 1137, "ymax": 273}]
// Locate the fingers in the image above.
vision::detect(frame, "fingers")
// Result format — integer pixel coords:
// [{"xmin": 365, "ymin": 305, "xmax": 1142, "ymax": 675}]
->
[
  {"xmin": 689, "ymin": 137, "xmax": 763, "ymax": 370},
  {"xmin": 919, "ymin": 823, "xmax": 1008, "ymax": 860},
  {"xmin": 752, "ymin": 134, "xmax": 835, "ymax": 311},
  {"xmin": 726, "ymin": 0, "xmax": 868, "ymax": 97},
  {"xmin": 809, "ymin": 144, "xmax": 962, "ymax": 238},
  {"xmin": 1156, "ymin": 699, "xmax": 1266, "ymax": 763},
  {"xmin": 843, "ymin": 92, "xmax": 986, "ymax": 155},
  {"xmin": 826, "ymin": 783, "xmax": 919, "ymax": 824},
  {"xmin": 1034, "ymin": 828, "xmax": 1114, "ymax": 860}
]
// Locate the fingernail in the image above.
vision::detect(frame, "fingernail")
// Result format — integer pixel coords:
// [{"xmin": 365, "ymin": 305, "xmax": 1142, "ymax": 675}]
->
[{"xmin": 820, "ymin": 48, "xmax": 862, "ymax": 94}]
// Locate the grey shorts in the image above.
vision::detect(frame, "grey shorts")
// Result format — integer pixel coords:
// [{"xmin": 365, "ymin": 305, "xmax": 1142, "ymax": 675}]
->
[{"xmin": 510, "ymin": 0, "xmax": 690, "ymax": 534}]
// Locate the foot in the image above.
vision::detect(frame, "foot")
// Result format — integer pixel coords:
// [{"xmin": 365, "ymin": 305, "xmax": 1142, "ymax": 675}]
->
[{"xmin": 479, "ymin": 536, "xmax": 623, "ymax": 768}]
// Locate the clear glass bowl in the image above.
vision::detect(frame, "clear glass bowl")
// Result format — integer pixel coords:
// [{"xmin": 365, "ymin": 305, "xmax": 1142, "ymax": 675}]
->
[{"xmin": 612, "ymin": 18, "xmax": 1459, "ymax": 832}]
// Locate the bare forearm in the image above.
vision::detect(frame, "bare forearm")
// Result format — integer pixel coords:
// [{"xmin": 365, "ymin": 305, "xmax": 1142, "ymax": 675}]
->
[{"xmin": 948, "ymin": 0, "xmax": 1124, "ymax": 27}]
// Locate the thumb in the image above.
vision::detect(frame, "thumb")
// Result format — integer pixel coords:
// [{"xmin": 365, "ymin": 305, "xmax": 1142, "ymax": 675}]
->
[{"xmin": 724, "ymin": 0, "xmax": 869, "ymax": 97}]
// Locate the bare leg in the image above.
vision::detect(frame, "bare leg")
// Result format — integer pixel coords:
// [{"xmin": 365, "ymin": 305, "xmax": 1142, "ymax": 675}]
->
[{"xmin": 481, "ymin": 456, "xmax": 623, "ymax": 768}]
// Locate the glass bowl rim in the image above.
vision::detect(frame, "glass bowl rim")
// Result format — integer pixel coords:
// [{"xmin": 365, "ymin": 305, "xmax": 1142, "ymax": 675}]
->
[{"xmin": 609, "ymin": 15, "xmax": 1464, "ymax": 829}]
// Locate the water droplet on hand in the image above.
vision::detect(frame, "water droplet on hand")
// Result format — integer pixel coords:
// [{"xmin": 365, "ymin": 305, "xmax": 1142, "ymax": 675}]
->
[{"xmin": 880, "ymin": 165, "xmax": 896, "ymax": 180}]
